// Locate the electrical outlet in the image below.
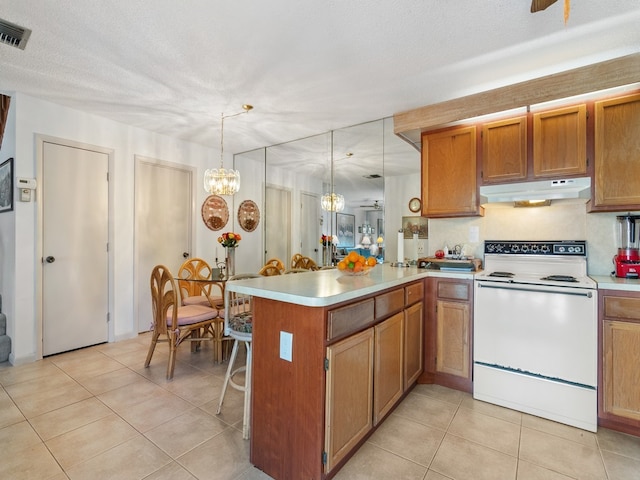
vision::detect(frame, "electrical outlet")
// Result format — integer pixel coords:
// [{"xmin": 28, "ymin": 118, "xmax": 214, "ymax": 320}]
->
[{"xmin": 417, "ymin": 243, "xmax": 424, "ymax": 254}]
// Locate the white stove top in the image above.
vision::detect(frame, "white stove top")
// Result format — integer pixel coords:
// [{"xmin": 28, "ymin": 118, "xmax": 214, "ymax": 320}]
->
[{"xmin": 476, "ymin": 240, "xmax": 596, "ymax": 289}]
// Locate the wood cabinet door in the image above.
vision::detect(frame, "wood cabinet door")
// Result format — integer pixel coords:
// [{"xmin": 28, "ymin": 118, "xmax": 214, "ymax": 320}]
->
[
  {"xmin": 594, "ymin": 93, "xmax": 640, "ymax": 209},
  {"xmin": 532, "ymin": 104, "xmax": 587, "ymax": 178},
  {"xmin": 603, "ymin": 320, "xmax": 640, "ymax": 422},
  {"xmin": 404, "ymin": 301, "xmax": 424, "ymax": 390},
  {"xmin": 481, "ymin": 116, "xmax": 527, "ymax": 184},
  {"xmin": 436, "ymin": 300, "xmax": 470, "ymax": 379},
  {"xmin": 373, "ymin": 313, "xmax": 404, "ymax": 426},
  {"xmin": 324, "ymin": 328, "xmax": 374, "ymax": 473},
  {"xmin": 421, "ymin": 126, "xmax": 479, "ymax": 217}
]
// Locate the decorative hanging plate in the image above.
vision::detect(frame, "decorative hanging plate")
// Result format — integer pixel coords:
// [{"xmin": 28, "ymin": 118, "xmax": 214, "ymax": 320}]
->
[
  {"xmin": 201, "ymin": 195, "xmax": 229, "ymax": 231},
  {"xmin": 238, "ymin": 199, "xmax": 260, "ymax": 232}
]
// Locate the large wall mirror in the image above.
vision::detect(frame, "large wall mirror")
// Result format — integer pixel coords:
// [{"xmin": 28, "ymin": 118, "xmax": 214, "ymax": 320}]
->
[{"xmin": 234, "ymin": 116, "xmax": 419, "ymax": 271}]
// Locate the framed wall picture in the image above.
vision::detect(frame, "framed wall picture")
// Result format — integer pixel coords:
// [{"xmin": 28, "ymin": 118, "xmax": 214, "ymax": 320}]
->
[
  {"xmin": 402, "ymin": 215, "xmax": 428, "ymax": 239},
  {"xmin": 336, "ymin": 213, "xmax": 355, "ymax": 247},
  {"xmin": 0, "ymin": 157, "xmax": 13, "ymax": 213}
]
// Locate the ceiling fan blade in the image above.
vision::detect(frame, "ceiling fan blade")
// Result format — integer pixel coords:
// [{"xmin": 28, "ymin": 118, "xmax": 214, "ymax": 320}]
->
[{"xmin": 531, "ymin": 0, "xmax": 558, "ymax": 12}]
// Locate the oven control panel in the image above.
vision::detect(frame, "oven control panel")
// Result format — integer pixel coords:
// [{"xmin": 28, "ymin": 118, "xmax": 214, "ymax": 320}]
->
[{"xmin": 484, "ymin": 240, "xmax": 587, "ymax": 256}]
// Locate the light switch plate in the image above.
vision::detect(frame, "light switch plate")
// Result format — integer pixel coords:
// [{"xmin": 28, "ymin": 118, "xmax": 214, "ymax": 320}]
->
[{"xmin": 279, "ymin": 331, "xmax": 293, "ymax": 362}]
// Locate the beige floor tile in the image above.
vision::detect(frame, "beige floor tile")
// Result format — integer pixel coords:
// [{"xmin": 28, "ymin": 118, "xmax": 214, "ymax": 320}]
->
[
  {"xmin": 460, "ymin": 394, "xmax": 523, "ymax": 425},
  {"xmin": 0, "ymin": 390, "xmax": 25, "ymax": 428},
  {"xmin": 367, "ymin": 412, "xmax": 446, "ymax": 467},
  {"xmin": 142, "ymin": 461, "xmax": 197, "ymax": 480},
  {"xmin": 236, "ymin": 466, "xmax": 276, "ymax": 479},
  {"xmin": 0, "ymin": 420, "xmax": 44, "ymax": 455},
  {"xmin": 601, "ymin": 450, "xmax": 640, "ymax": 480},
  {"xmin": 114, "ymin": 345, "xmax": 168, "ymax": 369},
  {"xmin": 597, "ymin": 427, "xmax": 640, "ymax": 461},
  {"xmin": 135, "ymin": 357, "xmax": 209, "ymax": 384},
  {"xmin": 333, "ymin": 442, "xmax": 427, "ymax": 479},
  {"xmin": 393, "ymin": 390, "xmax": 459, "ymax": 430},
  {"xmin": 9, "ymin": 381, "xmax": 92, "ymax": 418},
  {"xmin": 97, "ymin": 376, "xmax": 165, "ymax": 410},
  {"xmin": 29, "ymin": 396, "xmax": 112, "ymax": 440},
  {"xmin": 200, "ymin": 387, "xmax": 245, "ymax": 427},
  {"xmin": 161, "ymin": 372, "xmax": 224, "ymax": 406},
  {"xmin": 76, "ymin": 366, "xmax": 144, "ymax": 395},
  {"xmin": 522, "ymin": 413, "xmax": 598, "ymax": 448},
  {"xmin": 5, "ymin": 368, "xmax": 75, "ymax": 399},
  {"xmin": 516, "ymin": 460, "xmax": 574, "ymax": 480},
  {"xmin": 425, "ymin": 471, "xmax": 453, "ymax": 480},
  {"xmin": 0, "ymin": 358, "xmax": 55, "ymax": 387},
  {"xmin": 177, "ymin": 428, "xmax": 251, "ymax": 480},
  {"xmin": 115, "ymin": 389, "xmax": 197, "ymax": 432},
  {"xmin": 45, "ymin": 413, "xmax": 140, "ymax": 469},
  {"xmin": 49, "ymin": 351, "xmax": 125, "ymax": 381},
  {"xmin": 0, "ymin": 442, "xmax": 65, "ymax": 480},
  {"xmin": 520, "ymin": 427, "xmax": 607, "ymax": 479},
  {"xmin": 448, "ymin": 406, "xmax": 521, "ymax": 456},
  {"xmin": 412, "ymin": 383, "xmax": 466, "ymax": 406},
  {"xmin": 145, "ymin": 408, "xmax": 231, "ymax": 457},
  {"xmin": 430, "ymin": 433, "xmax": 518, "ymax": 480},
  {"xmin": 65, "ymin": 435, "xmax": 171, "ymax": 480}
]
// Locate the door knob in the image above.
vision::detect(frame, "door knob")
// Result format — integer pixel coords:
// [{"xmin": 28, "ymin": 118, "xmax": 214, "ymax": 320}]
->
[
  {"xmin": 183, "ymin": 252, "xmax": 189, "ymax": 258},
  {"xmin": 45, "ymin": 256, "xmax": 55, "ymax": 263}
]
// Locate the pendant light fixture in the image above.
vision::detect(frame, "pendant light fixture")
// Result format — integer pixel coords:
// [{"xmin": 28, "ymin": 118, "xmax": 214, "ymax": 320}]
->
[
  {"xmin": 204, "ymin": 104, "xmax": 253, "ymax": 196},
  {"xmin": 321, "ymin": 192, "xmax": 345, "ymax": 212}
]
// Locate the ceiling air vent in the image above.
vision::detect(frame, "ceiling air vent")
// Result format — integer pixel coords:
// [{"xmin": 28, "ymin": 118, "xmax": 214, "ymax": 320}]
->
[{"xmin": 0, "ymin": 18, "xmax": 31, "ymax": 50}]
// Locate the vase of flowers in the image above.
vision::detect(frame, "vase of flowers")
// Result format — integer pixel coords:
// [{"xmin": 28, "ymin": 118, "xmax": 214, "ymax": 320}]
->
[
  {"xmin": 218, "ymin": 232, "xmax": 241, "ymax": 277},
  {"xmin": 320, "ymin": 234, "xmax": 336, "ymax": 266}
]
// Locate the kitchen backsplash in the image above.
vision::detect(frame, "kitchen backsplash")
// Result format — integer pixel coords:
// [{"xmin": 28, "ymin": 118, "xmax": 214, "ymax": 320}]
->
[{"xmin": 427, "ymin": 201, "xmax": 638, "ymax": 276}]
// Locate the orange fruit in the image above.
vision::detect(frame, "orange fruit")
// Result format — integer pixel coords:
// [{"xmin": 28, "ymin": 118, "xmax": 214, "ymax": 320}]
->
[
  {"xmin": 337, "ymin": 260, "xmax": 347, "ymax": 270},
  {"xmin": 353, "ymin": 262, "xmax": 363, "ymax": 272},
  {"xmin": 366, "ymin": 256, "xmax": 376, "ymax": 267},
  {"xmin": 348, "ymin": 251, "xmax": 359, "ymax": 263},
  {"xmin": 358, "ymin": 255, "xmax": 366, "ymax": 265}
]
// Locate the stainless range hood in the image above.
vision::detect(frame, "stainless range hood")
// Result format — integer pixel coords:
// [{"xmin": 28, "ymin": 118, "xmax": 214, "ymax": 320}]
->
[{"xmin": 479, "ymin": 177, "xmax": 591, "ymax": 204}]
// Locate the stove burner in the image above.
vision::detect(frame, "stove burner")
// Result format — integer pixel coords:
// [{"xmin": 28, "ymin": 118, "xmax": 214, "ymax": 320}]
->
[
  {"xmin": 488, "ymin": 271, "xmax": 514, "ymax": 278},
  {"xmin": 541, "ymin": 275, "xmax": 578, "ymax": 283}
]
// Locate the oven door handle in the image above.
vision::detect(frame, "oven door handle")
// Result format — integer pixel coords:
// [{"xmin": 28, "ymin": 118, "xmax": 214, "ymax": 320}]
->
[{"xmin": 477, "ymin": 283, "xmax": 593, "ymax": 298}]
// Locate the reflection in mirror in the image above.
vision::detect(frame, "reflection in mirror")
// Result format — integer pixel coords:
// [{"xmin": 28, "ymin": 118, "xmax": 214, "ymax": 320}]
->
[
  {"xmin": 333, "ymin": 119, "xmax": 385, "ymax": 262},
  {"xmin": 234, "ymin": 116, "xmax": 420, "ymax": 272},
  {"xmin": 265, "ymin": 133, "xmax": 330, "ymax": 268}
]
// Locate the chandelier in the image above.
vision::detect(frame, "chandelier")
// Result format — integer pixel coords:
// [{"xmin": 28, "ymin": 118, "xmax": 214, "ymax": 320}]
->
[
  {"xmin": 321, "ymin": 192, "xmax": 345, "ymax": 212},
  {"xmin": 204, "ymin": 104, "xmax": 252, "ymax": 196}
]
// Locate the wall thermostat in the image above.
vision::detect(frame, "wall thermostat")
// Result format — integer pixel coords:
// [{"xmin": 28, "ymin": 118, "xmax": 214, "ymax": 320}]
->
[{"xmin": 16, "ymin": 177, "xmax": 37, "ymax": 202}]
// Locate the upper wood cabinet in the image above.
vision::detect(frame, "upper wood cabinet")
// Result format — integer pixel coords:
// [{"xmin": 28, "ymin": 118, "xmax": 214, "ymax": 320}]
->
[
  {"xmin": 481, "ymin": 116, "xmax": 527, "ymax": 184},
  {"xmin": 592, "ymin": 93, "xmax": 640, "ymax": 210},
  {"xmin": 532, "ymin": 104, "xmax": 587, "ymax": 178},
  {"xmin": 480, "ymin": 106, "xmax": 588, "ymax": 185},
  {"xmin": 421, "ymin": 126, "xmax": 481, "ymax": 218}
]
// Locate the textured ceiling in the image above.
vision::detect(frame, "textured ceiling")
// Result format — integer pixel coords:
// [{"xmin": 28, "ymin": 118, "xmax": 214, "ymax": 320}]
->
[{"xmin": 1, "ymin": 0, "xmax": 640, "ymax": 157}]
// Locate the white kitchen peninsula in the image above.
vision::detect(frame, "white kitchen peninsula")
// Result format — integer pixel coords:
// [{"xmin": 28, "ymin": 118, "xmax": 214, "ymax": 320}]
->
[{"xmin": 225, "ymin": 265, "xmax": 429, "ymax": 480}]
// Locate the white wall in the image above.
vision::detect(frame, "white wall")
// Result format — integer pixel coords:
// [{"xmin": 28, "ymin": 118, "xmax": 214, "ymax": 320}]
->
[
  {"xmin": 5, "ymin": 92, "xmax": 220, "ymax": 364},
  {"xmin": 0, "ymin": 95, "xmax": 16, "ymax": 347}
]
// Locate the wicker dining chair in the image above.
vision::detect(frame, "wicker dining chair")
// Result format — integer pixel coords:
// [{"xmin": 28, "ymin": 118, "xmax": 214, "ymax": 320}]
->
[{"xmin": 145, "ymin": 265, "xmax": 219, "ymax": 379}]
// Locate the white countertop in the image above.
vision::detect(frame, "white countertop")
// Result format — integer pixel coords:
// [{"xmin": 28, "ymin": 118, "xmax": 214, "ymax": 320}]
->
[
  {"xmin": 591, "ymin": 275, "xmax": 640, "ymax": 292},
  {"xmin": 226, "ymin": 264, "xmax": 431, "ymax": 307}
]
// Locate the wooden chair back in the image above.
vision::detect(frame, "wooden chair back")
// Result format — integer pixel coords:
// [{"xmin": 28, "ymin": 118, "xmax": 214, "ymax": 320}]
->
[
  {"xmin": 292, "ymin": 255, "xmax": 318, "ymax": 270},
  {"xmin": 265, "ymin": 257, "xmax": 285, "ymax": 272},
  {"xmin": 258, "ymin": 264, "xmax": 282, "ymax": 276},
  {"xmin": 177, "ymin": 257, "xmax": 212, "ymax": 300}
]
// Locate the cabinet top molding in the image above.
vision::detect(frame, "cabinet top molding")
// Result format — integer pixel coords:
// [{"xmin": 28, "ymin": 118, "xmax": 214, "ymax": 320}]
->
[{"xmin": 394, "ymin": 52, "xmax": 640, "ymax": 136}]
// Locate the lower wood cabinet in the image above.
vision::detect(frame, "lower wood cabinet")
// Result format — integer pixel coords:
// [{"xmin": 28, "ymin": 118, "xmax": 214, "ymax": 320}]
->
[
  {"xmin": 421, "ymin": 277, "xmax": 473, "ymax": 393},
  {"xmin": 324, "ymin": 328, "xmax": 374, "ymax": 472},
  {"xmin": 599, "ymin": 290, "xmax": 640, "ymax": 436},
  {"xmin": 250, "ymin": 280, "xmax": 425, "ymax": 480}
]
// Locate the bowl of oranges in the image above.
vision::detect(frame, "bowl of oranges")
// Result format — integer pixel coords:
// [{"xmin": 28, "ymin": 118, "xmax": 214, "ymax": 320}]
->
[{"xmin": 337, "ymin": 251, "xmax": 377, "ymax": 276}]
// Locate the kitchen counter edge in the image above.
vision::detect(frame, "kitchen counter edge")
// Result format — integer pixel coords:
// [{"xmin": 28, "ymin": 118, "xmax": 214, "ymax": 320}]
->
[
  {"xmin": 592, "ymin": 275, "xmax": 640, "ymax": 292},
  {"xmin": 225, "ymin": 265, "xmax": 476, "ymax": 307}
]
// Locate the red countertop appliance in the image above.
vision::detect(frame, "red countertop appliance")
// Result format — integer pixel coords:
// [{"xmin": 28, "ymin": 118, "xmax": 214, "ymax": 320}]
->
[{"xmin": 614, "ymin": 213, "xmax": 640, "ymax": 278}]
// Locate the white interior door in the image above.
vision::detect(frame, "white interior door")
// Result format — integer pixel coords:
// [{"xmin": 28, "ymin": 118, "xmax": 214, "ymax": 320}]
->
[
  {"xmin": 265, "ymin": 185, "xmax": 291, "ymax": 267},
  {"xmin": 135, "ymin": 157, "xmax": 193, "ymax": 333},
  {"xmin": 42, "ymin": 141, "xmax": 109, "ymax": 356},
  {"xmin": 300, "ymin": 192, "xmax": 320, "ymax": 263}
]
